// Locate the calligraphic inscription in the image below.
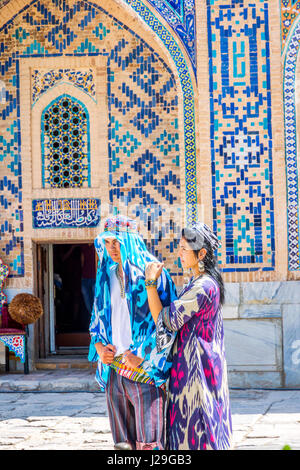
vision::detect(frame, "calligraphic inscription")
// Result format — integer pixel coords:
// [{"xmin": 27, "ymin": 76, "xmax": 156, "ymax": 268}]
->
[{"xmin": 32, "ymin": 198, "xmax": 101, "ymax": 229}]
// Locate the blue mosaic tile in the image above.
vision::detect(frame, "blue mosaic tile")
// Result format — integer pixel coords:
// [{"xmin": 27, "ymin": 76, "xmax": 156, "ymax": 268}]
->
[
  {"xmin": 0, "ymin": 0, "xmax": 190, "ymax": 279},
  {"xmin": 207, "ymin": 0, "xmax": 275, "ymax": 271},
  {"xmin": 282, "ymin": 12, "xmax": 300, "ymax": 270},
  {"xmin": 145, "ymin": 0, "xmax": 197, "ymax": 77}
]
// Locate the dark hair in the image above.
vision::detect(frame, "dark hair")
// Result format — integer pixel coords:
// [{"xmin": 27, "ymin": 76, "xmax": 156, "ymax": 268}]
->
[{"xmin": 182, "ymin": 228, "xmax": 225, "ymax": 305}]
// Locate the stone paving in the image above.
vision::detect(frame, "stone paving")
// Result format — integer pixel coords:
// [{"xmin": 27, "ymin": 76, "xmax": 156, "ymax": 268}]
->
[{"xmin": 0, "ymin": 370, "xmax": 299, "ymax": 450}]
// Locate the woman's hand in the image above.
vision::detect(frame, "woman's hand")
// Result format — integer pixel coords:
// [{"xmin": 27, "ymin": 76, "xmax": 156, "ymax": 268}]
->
[
  {"xmin": 144, "ymin": 263, "xmax": 164, "ymax": 324},
  {"xmin": 123, "ymin": 350, "xmax": 144, "ymax": 369},
  {"xmin": 145, "ymin": 262, "xmax": 164, "ymax": 281},
  {"xmin": 96, "ymin": 343, "xmax": 116, "ymax": 364}
]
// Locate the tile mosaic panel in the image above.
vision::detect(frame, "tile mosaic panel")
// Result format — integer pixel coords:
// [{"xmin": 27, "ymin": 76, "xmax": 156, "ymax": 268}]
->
[
  {"xmin": 0, "ymin": 258, "xmax": 9, "ymax": 312},
  {"xmin": 123, "ymin": 0, "xmax": 197, "ymax": 223},
  {"xmin": 0, "ymin": 0, "xmax": 280, "ymax": 277},
  {"xmin": 281, "ymin": 0, "xmax": 300, "ymax": 50},
  {"xmin": 32, "ymin": 198, "xmax": 100, "ymax": 228},
  {"xmin": 282, "ymin": 17, "xmax": 300, "ymax": 270},
  {"xmin": 280, "ymin": 1, "xmax": 300, "ymax": 270},
  {"xmin": 0, "ymin": 334, "xmax": 25, "ymax": 362},
  {"xmin": 207, "ymin": 0, "xmax": 275, "ymax": 271},
  {"xmin": 0, "ymin": 0, "xmax": 187, "ymax": 279},
  {"xmin": 145, "ymin": 0, "xmax": 197, "ymax": 76}
]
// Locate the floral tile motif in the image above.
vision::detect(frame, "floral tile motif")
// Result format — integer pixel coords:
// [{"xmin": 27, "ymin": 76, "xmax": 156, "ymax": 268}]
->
[
  {"xmin": 146, "ymin": 0, "xmax": 197, "ymax": 76},
  {"xmin": 281, "ymin": 0, "xmax": 300, "ymax": 49},
  {"xmin": 32, "ymin": 68, "xmax": 96, "ymax": 105}
]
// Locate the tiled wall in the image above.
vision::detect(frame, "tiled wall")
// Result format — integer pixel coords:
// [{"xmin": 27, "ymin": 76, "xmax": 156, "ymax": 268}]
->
[
  {"xmin": 0, "ymin": 0, "xmax": 183, "ymax": 285},
  {"xmin": 206, "ymin": 0, "xmax": 275, "ymax": 274},
  {"xmin": 0, "ymin": 0, "xmax": 299, "ymax": 385},
  {"xmin": 0, "ymin": 0, "xmax": 297, "ymax": 282}
]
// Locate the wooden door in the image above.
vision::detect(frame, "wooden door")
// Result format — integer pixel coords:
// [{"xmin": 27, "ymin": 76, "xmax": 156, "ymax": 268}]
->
[{"xmin": 34, "ymin": 243, "xmax": 50, "ymax": 358}]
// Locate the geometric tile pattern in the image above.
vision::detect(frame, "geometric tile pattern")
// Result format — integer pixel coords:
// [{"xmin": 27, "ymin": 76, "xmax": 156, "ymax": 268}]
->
[
  {"xmin": 207, "ymin": 0, "xmax": 275, "ymax": 271},
  {"xmin": 282, "ymin": 13, "xmax": 300, "ymax": 270},
  {"xmin": 41, "ymin": 94, "xmax": 90, "ymax": 188},
  {"xmin": 0, "ymin": 0, "xmax": 185, "ymax": 279},
  {"xmin": 32, "ymin": 198, "xmax": 100, "ymax": 228},
  {"xmin": 0, "ymin": 0, "xmax": 280, "ymax": 277},
  {"xmin": 106, "ymin": 19, "xmax": 182, "ymax": 277},
  {"xmin": 123, "ymin": 0, "xmax": 197, "ymax": 224}
]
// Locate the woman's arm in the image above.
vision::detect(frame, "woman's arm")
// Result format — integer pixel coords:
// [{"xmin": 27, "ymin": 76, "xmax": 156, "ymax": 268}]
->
[
  {"xmin": 147, "ymin": 285, "xmax": 162, "ymax": 324},
  {"xmin": 145, "ymin": 262, "xmax": 164, "ymax": 324}
]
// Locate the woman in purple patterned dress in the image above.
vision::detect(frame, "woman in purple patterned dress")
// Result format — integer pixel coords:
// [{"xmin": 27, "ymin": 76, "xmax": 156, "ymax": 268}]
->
[{"xmin": 145, "ymin": 222, "xmax": 232, "ymax": 450}]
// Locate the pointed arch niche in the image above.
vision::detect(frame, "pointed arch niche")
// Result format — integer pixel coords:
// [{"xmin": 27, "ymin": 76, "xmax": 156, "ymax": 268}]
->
[{"xmin": 28, "ymin": 58, "xmax": 107, "ymax": 192}]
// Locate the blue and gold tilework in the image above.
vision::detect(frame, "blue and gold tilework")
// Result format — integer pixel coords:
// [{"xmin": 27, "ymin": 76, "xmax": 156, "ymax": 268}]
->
[
  {"xmin": 0, "ymin": 0, "xmax": 282, "ymax": 278},
  {"xmin": 207, "ymin": 0, "xmax": 275, "ymax": 272},
  {"xmin": 0, "ymin": 0, "xmax": 185, "ymax": 279},
  {"xmin": 281, "ymin": 3, "xmax": 300, "ymax": 271},
  {"xmin": 32, "ymin": 69, "xmax": 96, "ymax": 105},
  {"xmin": 123, "ymin": 0, "xmax": 197, "ymax": 225},
  {"xmin": 106, "ymin": 17, "xmax": 183, "ymax": 277},
  {"xmin": 145, "ymin": 0, "xmax": 197, "ymax": 77},
  {"xmin": 281, "ymin": 0, "xmax": 300, "ymax": 49}
]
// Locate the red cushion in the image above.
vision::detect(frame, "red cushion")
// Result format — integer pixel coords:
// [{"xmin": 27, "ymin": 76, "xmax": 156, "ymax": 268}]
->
[
  {"xmin": 0, "ymin": 304, "xmax": 25, "ymax": 331},
  {"xmin": 0, "ymin": 328, "xmax": 26, "ymax": 335}
]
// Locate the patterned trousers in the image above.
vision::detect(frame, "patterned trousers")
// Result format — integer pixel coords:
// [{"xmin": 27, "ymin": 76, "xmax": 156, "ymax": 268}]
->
[{"xmin": 105, "ymin": 369, "xmax": 166, "ymax": 450}]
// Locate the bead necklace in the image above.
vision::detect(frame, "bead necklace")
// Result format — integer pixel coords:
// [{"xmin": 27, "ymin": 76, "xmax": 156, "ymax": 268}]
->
[{"xmin": 116, "ymin": 264, "xmax": 125, "ymax": 298}]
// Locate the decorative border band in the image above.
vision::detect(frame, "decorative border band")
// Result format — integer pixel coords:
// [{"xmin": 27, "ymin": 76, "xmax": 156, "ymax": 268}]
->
[{"xmin": 283, "ymin": 16, "xmax": 300, "ymax": 270}]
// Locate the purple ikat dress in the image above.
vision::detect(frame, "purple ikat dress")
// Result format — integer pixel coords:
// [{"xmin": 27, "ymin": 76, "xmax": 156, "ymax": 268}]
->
[{"xmin": 156, "ymin": 274, "xmax": 232, "ymax": 450}]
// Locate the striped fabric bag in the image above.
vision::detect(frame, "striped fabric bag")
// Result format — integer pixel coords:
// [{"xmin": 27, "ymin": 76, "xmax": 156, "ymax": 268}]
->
[{"xmin": 109, "ymin": 354, "xmax": 155, "ymax": 385}]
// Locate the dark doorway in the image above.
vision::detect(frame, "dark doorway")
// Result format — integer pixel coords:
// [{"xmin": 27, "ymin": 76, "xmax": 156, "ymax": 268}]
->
[{"xmin": 53, "ymin": 243, "xmax": 96, "ymax": 351}]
